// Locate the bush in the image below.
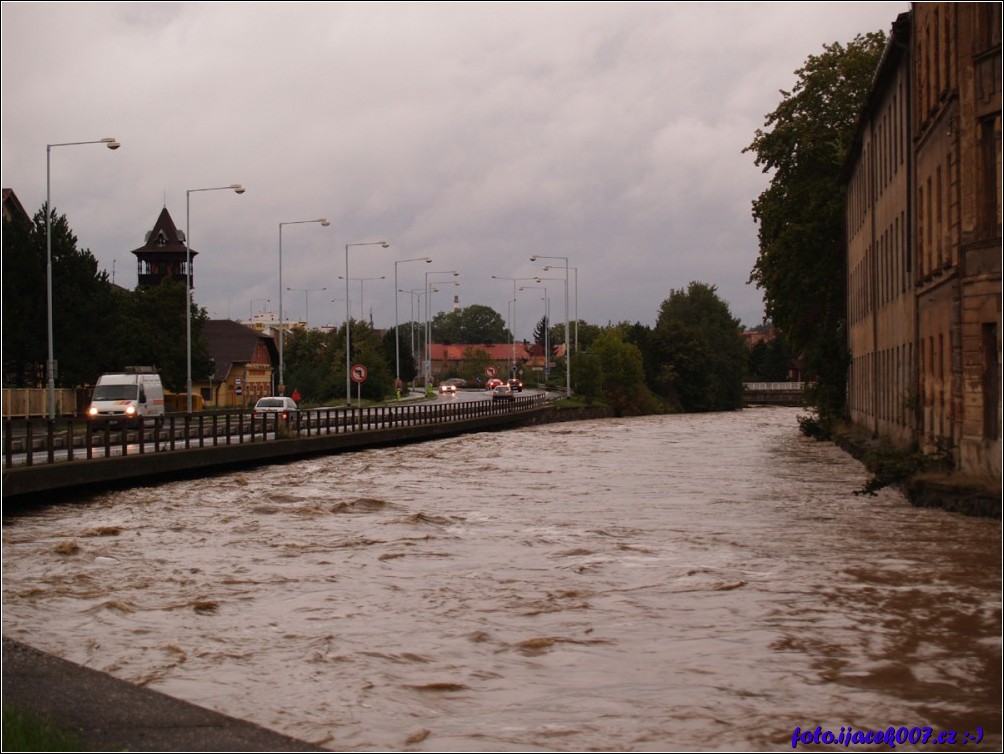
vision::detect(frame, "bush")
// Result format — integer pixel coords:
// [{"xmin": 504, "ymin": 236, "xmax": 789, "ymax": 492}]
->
[{"xmin": 856, "ymin": 440, "xmax": 954, "ymax": 496}]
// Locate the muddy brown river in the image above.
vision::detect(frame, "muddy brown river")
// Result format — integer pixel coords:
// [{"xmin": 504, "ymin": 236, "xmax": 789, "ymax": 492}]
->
[{"xmin": 3, "ymin": 407, "xmax": 1000, "ymax": 751}]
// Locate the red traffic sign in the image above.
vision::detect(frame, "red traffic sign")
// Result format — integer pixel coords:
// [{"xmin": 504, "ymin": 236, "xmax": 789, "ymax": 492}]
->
[
  {"xmin": 485, "ymin": 366, "xmax": 497, "ymax": 378},
  {"xmin": 351, "ymin": 364, "xmax": 368, "ymax": 383}
]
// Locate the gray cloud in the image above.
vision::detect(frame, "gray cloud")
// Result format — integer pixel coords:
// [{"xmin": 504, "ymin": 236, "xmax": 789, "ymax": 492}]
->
[{"xmin": 2, "ymin": 1, "xmax": 907, "ymax": 332}]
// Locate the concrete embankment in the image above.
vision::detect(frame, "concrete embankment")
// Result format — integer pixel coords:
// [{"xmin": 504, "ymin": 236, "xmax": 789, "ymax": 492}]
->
[
  {"xmin": 2, "ymin": 638, "xmax": 326, "ymax": 752},
  {"xmin": 1, "ymin": 405, "xmax": 614, "ymax": 507}
]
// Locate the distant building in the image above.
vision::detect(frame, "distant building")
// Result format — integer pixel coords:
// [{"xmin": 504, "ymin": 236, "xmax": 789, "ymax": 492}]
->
[
  {"xmin": 428, "ymin": 342, "xmax": 534, "ymax": 382},
  {"xmin": 845, "ymin": 3, "xmax": 1001, "ymax": 482},
  {"xmin": 2, "ymin": 188, "xmax": 30, "ymax": 225},
  {"xmin": 131, "ymin": 207, "xmax": 193, "ymax": 289},
  {"xmin": 199, "ymin": 319, "xmax": 277, "ymax": 407}
]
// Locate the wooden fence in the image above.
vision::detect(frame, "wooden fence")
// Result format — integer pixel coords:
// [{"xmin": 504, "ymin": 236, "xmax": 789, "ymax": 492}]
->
[{"xmin": 2, "ymin": 388, "xmax": 81, "ymax": 419}]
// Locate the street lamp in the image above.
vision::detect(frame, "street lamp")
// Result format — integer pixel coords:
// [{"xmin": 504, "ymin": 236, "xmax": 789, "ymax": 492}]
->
[
  {"xmin": 286, "ymin": 287, "xmax": 327, "ymax": 327},
  {"xmin": 531, "ymin": 254, "xmax": 571, "ymax": 396},
  {"xmin": 186, "ymin": 183, "xmax": 245, "ymax": 413},
  {"xmin": 278, "ymin": 218, "xmax": 329, "ymax": 393},
  {"xmin": 400, "ymin": 287, "xmax": 427, "ymax": 362},
  {"xmin": 394, "ymin": 256, "xmax": 432, "ymax": 392},
  {"xmin": 492, "ymin": 275, "xmax": 539, "ymax": 376},
  {"xmin": 338, "ymin": 275, "xmax": 386, "ymax": 322},
  {"xmin": 45, "ymin": 137, "xmax": 120, "ymax": 418},
  {"xmin": 250, "ymin": 298, "xmax": 270, "ymax": 323},
  {"xmin": 545, "ymin": 265, "xmax": 578, "ymax": 352},
  {"xmin": 345, "ymin": 240, "xmax": 390, "ymax": 405},
  {"xmin": 425, "ymin": 271, "xmax": 459, "ymax": 390},
  {"xmin": 520, "ymin": 285, "xmax": 549, "ymax": 380}
]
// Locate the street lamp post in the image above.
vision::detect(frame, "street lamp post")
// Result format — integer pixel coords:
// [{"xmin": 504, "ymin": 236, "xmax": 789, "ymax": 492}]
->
[
  {"xmin": 286, "ymin": 286, "xmax": 327, "ymax": 327},
  {"xmin": 491, "ymin": 275, "xmax": 519, "ymax": 376},
  {"xmin": 545, "ymin": 265, "xmax": 578, "ymax": 352},
  {"xmin": 339, "ymin": 275, "xmax": 386, "ymax": 323},
  {"xmin": 400, "ymin": 287, "xmax": 426, "ymax": 362},
  {"xmin": 345, "ymin": 241, "xmax": 390, "ymax": 405},
  {"xmin": 278, "ymin": 219, "xmax": 329, "ymax": 394},
  {"xmin": 186, "ymin": 184, "xmax": 245, "ymax": 413},
  {"xmin": 250, "ymin": 298, "xmax": 270, "ymax": 323},
  {"xmin": 424, "ymin": 271, "xmax": 459, "ymax": 391},
  {"xmin": 394, "ymin": 256, "xmax": 431, "ymax": 393},
  {"xmin": 531, "ymin": 254, "xmax": 571, "ymax": 396},
  {"xmin": 520, "ymin": 285, "xmax": 549, "ymax": 380},
  {"xmin": 45, "ymin": 137, "xmax": 120, "ymax": 418},
  {"xmin": 492, "ymin": 275, "xmax": 539, "ymax": 377}
]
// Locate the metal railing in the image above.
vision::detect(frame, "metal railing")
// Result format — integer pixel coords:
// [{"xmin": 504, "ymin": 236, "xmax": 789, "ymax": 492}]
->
[
  {"xmin": 743, "ymin": 382, "xmax": 805, "ymax": 392},
  {"xmin": 3, "ymin": 394, "xmax": 545, "ymax": 468}
]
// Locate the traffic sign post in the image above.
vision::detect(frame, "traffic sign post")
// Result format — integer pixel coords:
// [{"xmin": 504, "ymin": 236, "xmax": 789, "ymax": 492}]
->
[{"xmin": 351, "ymin": 364, "xmax": 367, "ymax": 407}]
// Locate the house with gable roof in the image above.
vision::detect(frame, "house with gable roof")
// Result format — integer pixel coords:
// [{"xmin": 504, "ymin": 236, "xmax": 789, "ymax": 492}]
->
[{"xmin": 198, "ymin": 319, "xmax": 277, "ymax": 408}]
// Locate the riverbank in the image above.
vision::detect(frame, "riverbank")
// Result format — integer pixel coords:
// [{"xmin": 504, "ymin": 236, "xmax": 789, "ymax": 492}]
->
[
  {"xmin": 2, "ymin": 638, "xmax": 326, "ymax": 751},
  {"xmin": 831, "ymin": 425, "xmax": 1001, "ymax": 518}
]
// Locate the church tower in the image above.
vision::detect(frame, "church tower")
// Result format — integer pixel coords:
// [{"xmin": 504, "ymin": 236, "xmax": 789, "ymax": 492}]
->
[{"xmin": 131, "ymin": 207, "xmax": 194, "ymax": 288}]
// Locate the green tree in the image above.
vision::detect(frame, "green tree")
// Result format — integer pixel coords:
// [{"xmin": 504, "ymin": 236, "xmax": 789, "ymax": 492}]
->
[
  {"xmin": 747, "ymin": 331, "xmax": 795, "ymax": 382},
  {"xmin": 432, "ymin": 304, "xmax": 509, "ymax": 345},
  {"xmin": 327, "ymin": 321, "xmax": 392, "ymax": 401},
  {"xmin": 2, "ymin": 204, "xmax": 120, "ymax": 387},
  {"xmin": 120, "ymin": 279, "xmax": 213, "ymax": 393},
  {"xmin": 590, "ymin": 330, "xmax": 651, "ymax": 415},
  {"xmin": 533, "ymin": 315, "xmax": 550, "ymax": 347},
  {"xmin": 650, "ymin": 282, "xmax": 747, "ymax": 412},
  {"xmin": 284, "ymin": 328, "xmax": 338, "ymax": 403},
  {"xmin": 745, "ymin": 31, "xmax": 886, "ymax": 417},
  {"xmin": 381, "ymin": 326, "xmax": 417, "ymax": 386}
]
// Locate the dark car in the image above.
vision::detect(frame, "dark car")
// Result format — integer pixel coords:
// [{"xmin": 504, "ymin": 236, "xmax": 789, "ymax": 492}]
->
[
  {"xmin": 491, "ymin": 384, "xmax": 515, "ymax": 402},
  {"xmin": 508, "ymin": 378, "xmax": 523, "ymax": 392}
]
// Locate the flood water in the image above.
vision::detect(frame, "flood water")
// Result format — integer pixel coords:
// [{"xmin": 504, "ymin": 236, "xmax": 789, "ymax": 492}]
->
[{"xmin": 2, "ymin": 407, "xmax": 1000, "ymax": 751}]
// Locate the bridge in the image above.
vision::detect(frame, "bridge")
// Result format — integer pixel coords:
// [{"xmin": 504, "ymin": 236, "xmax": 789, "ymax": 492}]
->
[
  {"xmin": 743, "ymin": 382, "xmax": 806, "ymax": 406},
  {"xmin": 1, "ymin": 394, "xmax": 585, "ymax": 504}
]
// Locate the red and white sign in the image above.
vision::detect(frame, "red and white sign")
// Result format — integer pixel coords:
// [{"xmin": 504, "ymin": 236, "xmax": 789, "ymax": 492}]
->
[
  {"xmin": 351, "ymin": 364, "xmax": 368, "ymax": 383},
  {"xmin": 485, "ymin": 366, "xmax": 497, "ymax": 378}
]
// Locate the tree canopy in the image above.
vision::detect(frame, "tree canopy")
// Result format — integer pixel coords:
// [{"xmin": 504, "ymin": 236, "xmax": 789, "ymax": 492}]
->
[
  {"xmin": 432, "ymin": 304, "xmax": 510, "ymax": 345},
  {"xmin": 745, "ymin": 31, "xmax": 886, "ymax": 416},
  {"xmin": 649, "ymin": 282, "xmax": 747, "ymax": 412}
]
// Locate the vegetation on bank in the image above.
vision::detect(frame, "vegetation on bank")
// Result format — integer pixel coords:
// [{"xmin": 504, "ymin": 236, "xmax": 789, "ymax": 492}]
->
[{"xmin": 2, "ymin": 705, "xmax": 82, "ymax": 752}]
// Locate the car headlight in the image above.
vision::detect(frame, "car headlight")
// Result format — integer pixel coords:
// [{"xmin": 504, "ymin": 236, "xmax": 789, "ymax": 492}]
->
[
  {"xmin": 88, "ymin": 406, "xmax": 98, "ymax": 416},
  {"xmin": 125, "ymin": 406, "xmax": 136, "ymax": 415}
]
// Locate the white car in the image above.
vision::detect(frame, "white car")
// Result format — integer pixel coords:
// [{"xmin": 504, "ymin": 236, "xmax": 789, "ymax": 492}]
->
[
  {"xmin": 252, "ymin": 396, "xmax": 298, "ymax": 419},
  {"xmin": 439, "ymin": 383, "xmax": 457, "ymax": 394}
]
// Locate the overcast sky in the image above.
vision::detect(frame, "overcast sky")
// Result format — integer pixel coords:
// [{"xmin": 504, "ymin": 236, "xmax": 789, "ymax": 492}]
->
[{"xmin": 2, "ymin": 1, "xmax": 907, "ymax": 338}]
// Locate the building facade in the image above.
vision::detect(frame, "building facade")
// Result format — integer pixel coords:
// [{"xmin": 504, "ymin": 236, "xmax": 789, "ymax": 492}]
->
[
  {"xmin": 846, "ymin": 2, "xmax": 1001, "ymax": 482},
  {"xmin": 198, "ymin": 319, "xmax": 277, "ymax": 408}
]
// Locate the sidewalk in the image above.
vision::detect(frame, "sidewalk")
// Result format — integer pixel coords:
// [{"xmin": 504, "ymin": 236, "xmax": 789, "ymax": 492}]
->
[{"xmin": 2, "ymin": 638, "xmax": 327, "ymax": 752}]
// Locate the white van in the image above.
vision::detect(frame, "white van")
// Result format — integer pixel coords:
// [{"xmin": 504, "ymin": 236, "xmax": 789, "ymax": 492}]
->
[{"xmin": 87, "ymin": 367, "xmax": 165, "ymax": 426}]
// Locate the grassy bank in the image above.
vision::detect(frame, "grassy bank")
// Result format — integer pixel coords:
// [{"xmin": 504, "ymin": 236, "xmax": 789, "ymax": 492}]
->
[{"xmin": 2, "ymin": 706, "xmax": 82, "ymax": 752}]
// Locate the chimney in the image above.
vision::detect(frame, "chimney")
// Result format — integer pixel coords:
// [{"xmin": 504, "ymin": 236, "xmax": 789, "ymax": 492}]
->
[{"xmin": 453, "ymin": 294, "xmax": 460, "ymax": 312}]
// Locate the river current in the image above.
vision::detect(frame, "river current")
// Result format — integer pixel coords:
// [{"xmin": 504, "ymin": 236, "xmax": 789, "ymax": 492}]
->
[{"xmin": 2, "ymin": 407, "xmax": 1000, "ymax": 751}]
